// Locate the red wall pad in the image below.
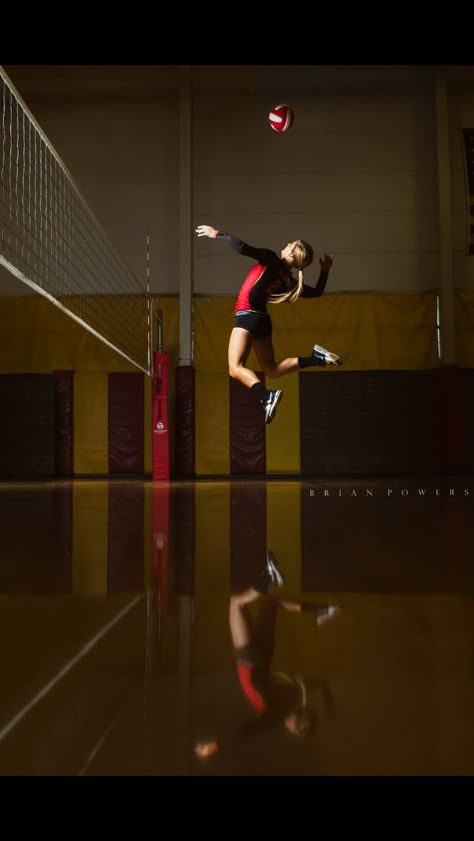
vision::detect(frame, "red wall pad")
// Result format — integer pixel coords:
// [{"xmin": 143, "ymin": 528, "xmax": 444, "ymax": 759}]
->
[
  {"xmin": 230, "ymin": 374, "xmax": 266, "ymax": 475},
  {"xmin": 175, "ymin": 366, "xmax": 195, "ymax": 477},
  {"xmin": 152, "ymin": 351, "xmax": 169, "ymax": 480},
  {"xmin": 54, "ymin": 370, "xmax": 74, "ymax": 477},
  {"xmin": 108, "ymin": 372, "xmax": 145, "ymax": 474},
  {"xmin": 440, "ymin": 365, "xmax": 462, "ymax": 474},
  {"xmin": 108, "ymin": 483, "xmax": 144, "ymax": 593}
]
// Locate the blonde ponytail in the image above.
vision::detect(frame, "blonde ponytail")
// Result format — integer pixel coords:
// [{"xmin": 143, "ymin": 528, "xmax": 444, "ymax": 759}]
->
[
  {"xmin": 269, "ymin": 239, "xmax": 313, "ymax": 305},
  {"xmin": 269, "ymin": 269, "xmax": 304, "ymax": 305}
]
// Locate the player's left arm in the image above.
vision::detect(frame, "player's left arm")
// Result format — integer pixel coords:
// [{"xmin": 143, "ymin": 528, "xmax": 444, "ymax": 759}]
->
[{"xmin": 300, "ymin": 253, "xmax": 334, "ymax": 298}]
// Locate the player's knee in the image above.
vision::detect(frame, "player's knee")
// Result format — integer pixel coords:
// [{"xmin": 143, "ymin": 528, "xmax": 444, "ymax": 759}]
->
[
  {"xmin": 228, "ymin": 363, "xmax": 238, "ymax": 379},
  {"xmin": 263, "ymin": 364, "xmax": 279, "ymax": 378},
  {"xmin": 230, "ymin": 593, "xmax": 246, "ymax": 610}
]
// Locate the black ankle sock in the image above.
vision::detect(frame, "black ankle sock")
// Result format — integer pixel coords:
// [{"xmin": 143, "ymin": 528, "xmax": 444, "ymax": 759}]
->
[
  {"xmin": 252, "ymin": 571, "xmax": 270, "ymax": 594},
  {"xmin": 252, "ymin": 381, "xmax": 269, "ymax": 403},
  {"xmin": 301, "ymin": 601, "xmax": 329, "ymax": 613},
  {"xmin": 298, "ymin": 353, "xmax": 326, "ymax": 369}
]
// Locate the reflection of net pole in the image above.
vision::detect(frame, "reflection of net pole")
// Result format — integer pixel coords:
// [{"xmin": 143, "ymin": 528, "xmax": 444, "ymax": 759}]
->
[{"xmin": 152, "ymin": 307, "xmax": 169, "ymax": 480}]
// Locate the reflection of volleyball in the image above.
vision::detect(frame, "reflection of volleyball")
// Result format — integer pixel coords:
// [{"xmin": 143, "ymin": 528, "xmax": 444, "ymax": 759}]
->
[{"xmin": 269, "ymin": 104, "xmax": 293, "ymax": 132}]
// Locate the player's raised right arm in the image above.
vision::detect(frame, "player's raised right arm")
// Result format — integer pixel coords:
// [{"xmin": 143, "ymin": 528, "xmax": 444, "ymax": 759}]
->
[
  {"xmin": 195, "ymin": 225, "xmax": 277, "ymax": 263},
  {"xmin": 195, "ymin": 224, "xmax": 218, "ymax": 239}
]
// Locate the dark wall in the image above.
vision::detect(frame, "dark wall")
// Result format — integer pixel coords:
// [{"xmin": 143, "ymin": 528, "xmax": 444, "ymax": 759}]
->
[
  {"xmin": 300, "ymin": 370, "xmax": 441, "ymax": 476},
  {"xmin": 462, "ymin": 369, "xmax": 474, "ymax": 472},
  {"xmin": 0, "ymin": 368, "xmax": 472, "ymax": 478},
  {"xmin": 0, "ymin": 374, "xmax": 55, "ymax": 477}
]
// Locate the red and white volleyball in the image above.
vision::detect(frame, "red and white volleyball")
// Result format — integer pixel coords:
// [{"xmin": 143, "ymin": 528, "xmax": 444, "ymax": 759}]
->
[{"xmin": 268, "ymin": 104, "xmax": 294, "ymax": 132}]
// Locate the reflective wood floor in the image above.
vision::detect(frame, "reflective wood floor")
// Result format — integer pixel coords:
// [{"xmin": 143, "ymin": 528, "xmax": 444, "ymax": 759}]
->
[{"xmin": 0, "ymin": 477, "xmax": 473, "ymax": 776}]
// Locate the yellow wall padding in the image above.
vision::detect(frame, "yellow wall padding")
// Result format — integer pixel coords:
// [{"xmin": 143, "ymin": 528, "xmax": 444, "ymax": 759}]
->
[
  {"xmin": 0, "ymin": 295, "xmax": 179, "ymax": 373},
  {"xmin": 0, "ymin": 296, "xmax": 37, "ymax": 371},
  {"xmin": 72, "ymin": 482, "xmax": 108, "ymax": 595},
  {"xmin": 271, "ymin": 291, "xmax": 439, "ymax": 370},
  {"xmin": 195, "ymin": 371, "xmax": 230, "ymax": 475},
  {"xmin": 455, "ymin": 291, "xmax": 474, "ymax": 368},
  {"xmin": 194, "ymin": 297, "xmax": 251, "ymax": 372},
  {"xmin": 194, "ymin": 483, "xmax": 230, "ymax": 669},
  {"xmin": 265, "ymin": 372, "xmax": 300, "ymax": 473},
  {"xmin": 1, "ymin": 290, "xmax": 437, "ymax": 374},
  {"xmin": 266, "ymin": 482, "xmax": 301, "ymax": 595},
  {"xmin": 74, "ymin": 372, "xmax": 109, "ymax": 474},
  {"xmin": 193, "ymin": 292, "xmax": 439, "ymax": 372}
]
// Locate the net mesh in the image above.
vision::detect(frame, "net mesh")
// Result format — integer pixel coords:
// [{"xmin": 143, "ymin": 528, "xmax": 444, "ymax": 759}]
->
[{"xmin": 0, "ymin": 66, "xmax": 151, "ymax": 374}]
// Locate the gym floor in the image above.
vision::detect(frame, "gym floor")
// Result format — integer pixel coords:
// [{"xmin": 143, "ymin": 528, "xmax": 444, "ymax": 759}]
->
[{"xmin": 0, "ymin": 477, "xmax": 473, "ymax": 776}]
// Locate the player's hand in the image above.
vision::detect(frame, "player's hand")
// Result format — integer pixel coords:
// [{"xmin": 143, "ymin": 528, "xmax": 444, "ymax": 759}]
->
[
  {"xmin": 194, "ymin": 740, "xmax": 219, "ymax": 758},
  {"xmin": 319, "ymin": 253, "xmax": 333, "ymax": 272},
  {"xmin": 195, "ymin": 225, "xmax": 217, "ymax": 239}
]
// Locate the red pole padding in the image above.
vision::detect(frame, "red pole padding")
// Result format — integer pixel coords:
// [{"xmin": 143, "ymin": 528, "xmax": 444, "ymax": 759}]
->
[{"xmin": 152, "ymin": 351, "xmax": 170, "ymax": 480}]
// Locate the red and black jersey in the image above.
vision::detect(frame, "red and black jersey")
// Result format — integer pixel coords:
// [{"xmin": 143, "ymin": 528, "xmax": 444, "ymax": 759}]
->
[{"xmin": 215, "ymin": 230, "xmax": 329, "ymax": 314}]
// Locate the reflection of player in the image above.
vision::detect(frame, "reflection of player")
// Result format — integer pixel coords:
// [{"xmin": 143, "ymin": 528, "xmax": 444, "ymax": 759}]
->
[
  {"xmin": 194, "ymin": 552, "xmax": 340, "ymax": 759},
  {"xmin": 195, "ymin": 225, "xmax": 342, "ymax": 424}
]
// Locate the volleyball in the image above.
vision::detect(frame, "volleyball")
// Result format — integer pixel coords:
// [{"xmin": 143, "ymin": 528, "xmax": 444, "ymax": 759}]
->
[{"xmin": 268, "ymin": 104, "xmax": 294, "ymax": 132}]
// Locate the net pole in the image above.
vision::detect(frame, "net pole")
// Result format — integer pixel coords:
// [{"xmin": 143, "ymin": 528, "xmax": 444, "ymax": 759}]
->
[
  {"xmin": 146, "ymin": 228, "xmax": 152, "ymax": 376},
  {"xmin": 157, "ymin": 308, "xmax": 163, "ymax": 353},
  {"xmin": 152, "ymin": 307, "xmax": 169, "ymax": 480}
]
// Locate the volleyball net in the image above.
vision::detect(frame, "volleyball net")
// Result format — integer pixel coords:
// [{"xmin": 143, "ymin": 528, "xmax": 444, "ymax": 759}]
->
[{"xmin": 0, "ymin": 65, "xmax": 151, "ymax": 375}]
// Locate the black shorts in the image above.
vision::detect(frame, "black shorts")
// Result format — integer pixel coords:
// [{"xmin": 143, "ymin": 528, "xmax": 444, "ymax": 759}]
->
[
  {"xmin": 234, "ymin": 309, "xmax": 272, "ymax": 340},
  {"xmin": 234, "ymin": 629, "xmax": 275, "ymax": 667}
]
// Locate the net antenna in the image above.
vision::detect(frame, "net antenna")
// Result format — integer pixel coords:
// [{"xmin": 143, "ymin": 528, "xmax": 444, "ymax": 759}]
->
[{"xmin": 0, "ymin": 65, "xmax": 151, "ymax": 375}]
